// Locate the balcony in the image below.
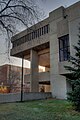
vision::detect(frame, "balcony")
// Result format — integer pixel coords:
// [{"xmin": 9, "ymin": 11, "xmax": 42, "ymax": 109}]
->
[
  {"xmin": 24, "ymin": 71, "xmax": 50, "ymax": 83},
  {"xmin": 11, "ymin": 24, "xmax": 50, "ymax": 57}
]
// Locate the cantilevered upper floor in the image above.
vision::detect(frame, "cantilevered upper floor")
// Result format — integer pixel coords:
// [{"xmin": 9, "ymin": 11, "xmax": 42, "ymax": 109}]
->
[
  {"xmin": 11, "ymin": 2, "xmax": 67, "ymax": 57},
  {"xmin": 11, "ymin": 16, "xmax": 50, "ymax": 57},
  {"xmin": 11, "ymin": 1, "xmax": 80, "ymax": 61},
  {"xmin": 10, "ymin": 2, "xmax": 80, "ymax": 97}
]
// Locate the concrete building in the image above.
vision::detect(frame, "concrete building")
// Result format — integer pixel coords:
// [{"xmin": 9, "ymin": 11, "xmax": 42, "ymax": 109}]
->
[{"xmin": 11, "ymin": 2, "xmax": 80, "ymax": 99}]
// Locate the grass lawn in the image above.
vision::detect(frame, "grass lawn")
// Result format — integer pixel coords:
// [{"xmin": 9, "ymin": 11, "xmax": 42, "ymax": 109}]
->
[{"xmin": 0, "ymin": 99, "xmax": 80, "ymax": 120}]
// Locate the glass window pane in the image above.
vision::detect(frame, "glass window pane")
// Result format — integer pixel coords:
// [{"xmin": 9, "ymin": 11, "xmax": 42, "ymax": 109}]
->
[{"xmin": 59, "ymin": 34, "xmax": 69, "ymax": 62}]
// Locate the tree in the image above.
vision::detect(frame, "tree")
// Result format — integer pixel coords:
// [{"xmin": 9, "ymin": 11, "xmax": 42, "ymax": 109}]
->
[
  {"xmin": 0, "ymin": 0, "xmax": 43, "ymax": 57},
  {"xmin": 65, "ymin": 28, "xmax": 80, "ymax": 111},
  {"xmin": 8, "ymin": 70, "xmax": 20, "ymax": 93}
]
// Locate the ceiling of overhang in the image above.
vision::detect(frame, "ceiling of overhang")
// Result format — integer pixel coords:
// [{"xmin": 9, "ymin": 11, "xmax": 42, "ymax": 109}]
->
[{"xmin": 24, "ymin": 48, "xmax": 50, "ymax": 68}]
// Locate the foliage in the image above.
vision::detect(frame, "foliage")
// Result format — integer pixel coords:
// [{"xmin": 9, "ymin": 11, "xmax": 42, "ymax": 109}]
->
[
  {"xmin": 8, "ymin": 70, "xmax": 21, "ymax": 92},
  {"xmin": 65, "ymin": 29, "xmax": 80, "ymax": 111}
]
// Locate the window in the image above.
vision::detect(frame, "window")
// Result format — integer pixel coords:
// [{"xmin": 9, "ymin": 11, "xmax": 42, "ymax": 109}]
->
[
  {"xmin": 33, "ymin": 31, "xmax": 35, "ymax": 39},
  {"xmin": 42, "ymin": 27, "xmax": 44, "ymax": 35},
  {"xmin": 59, "ymin": 34, "xmax": 70, "ymax": 62},
  {"xmin": 38, "ymin": 29, "xmax": 40, "ymax": 37},
  {"xmin": 28, "ymin": 33, "xmax": 31, "ymax": 41},
  {"xmin": 40, "ymin": 28, "xmax": 41, "ymax": 36},
  {"xmin": 32, "ymin": 32, "xmax": 34, "ymax": 39},
  {"xmin": 35, "ymin": 30, "xmax": 38, "ymax": 38},
  {"xmin": 46, "ymin": 24, "xmax": 49, "ymax": 33},
  {"xmin": 44, "ymin": 26, "xmax": 46, "ymax": 34}
]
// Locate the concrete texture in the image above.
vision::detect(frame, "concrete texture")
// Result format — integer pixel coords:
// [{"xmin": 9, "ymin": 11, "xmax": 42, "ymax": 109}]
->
[
  {"xmin": 0, "ymin": 92, "xmax": 52, "ymax": 103},
  {"xmin": 30, "ymin": 49, "xmax": 39, "ymax": 92},
  {"xmin": 11, "ymin": 2, "xmax": 80, "ymax": 99}
]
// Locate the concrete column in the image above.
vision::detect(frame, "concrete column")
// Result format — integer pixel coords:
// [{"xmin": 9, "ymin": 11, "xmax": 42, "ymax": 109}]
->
[
  {"xmin": 30, "ymin": 49, "xmax": 39, "ymax": 92},
  {"xmin": 50, "ymin": 34, "xmax": 67, "ymax": 99}
]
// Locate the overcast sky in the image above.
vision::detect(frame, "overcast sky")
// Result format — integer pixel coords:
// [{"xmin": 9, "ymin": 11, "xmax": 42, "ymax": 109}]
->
[
  {"xmin": 38, "ymin": 0, "xmax": 79, "ymax": 17},
  {"xmin": 0, "ymin": 0, "xmax": 79, "ymax": 67}
]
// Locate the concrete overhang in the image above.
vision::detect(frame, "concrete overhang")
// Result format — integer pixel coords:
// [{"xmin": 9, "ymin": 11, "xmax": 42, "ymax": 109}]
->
[
  {"xmin": 11, "ymin": 34, "xmax": 50, "ymax": 58},
  {"xmin": 11, "ymin": 40, "xmax": 49, "ymax": 56}
]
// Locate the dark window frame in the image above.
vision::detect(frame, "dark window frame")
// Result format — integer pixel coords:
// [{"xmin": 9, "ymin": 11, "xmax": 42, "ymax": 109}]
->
[{"xmin": 59, "ymin": 34, "xmax": 70, "ymax": 62}]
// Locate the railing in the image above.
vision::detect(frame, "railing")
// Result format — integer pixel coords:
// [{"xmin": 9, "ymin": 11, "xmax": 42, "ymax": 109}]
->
[
  {"xmin": 13, "ymin": 24, "xmax": 49, "ymax": 48},
  {"xmin": 24, "ymin": 71, "xmax": 50, "ymax": 82},
  {"xmin": 39, "ymin": 72, "xmax": 50, "ymax": 82}
]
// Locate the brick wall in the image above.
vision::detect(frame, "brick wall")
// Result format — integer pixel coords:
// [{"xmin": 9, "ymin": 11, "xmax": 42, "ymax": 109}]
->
[
  {"xmin": 0, "ymin": 64, "xmax": 30, "ymax": 93},
  {"xmin": 0, "ymin": 65, "xmax": 8, "ymax": 85}
]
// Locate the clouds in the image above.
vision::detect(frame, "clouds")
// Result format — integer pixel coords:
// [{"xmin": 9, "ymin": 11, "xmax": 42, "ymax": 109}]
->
[{"xmin": 38, "ymin": 0, "xmax": 79, "ymax": 17}]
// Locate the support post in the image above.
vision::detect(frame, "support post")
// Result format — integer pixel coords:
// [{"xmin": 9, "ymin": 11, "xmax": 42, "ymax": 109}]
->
[
  {"xmin": 30, "ymin": 49, "xmax": 39, "ymax": 92},
  {"xmin": 21, "ymin": 55, "xmax": 24, "ymax": 102}
]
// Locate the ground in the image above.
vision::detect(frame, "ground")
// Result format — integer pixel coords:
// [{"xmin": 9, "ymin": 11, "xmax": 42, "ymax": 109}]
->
[{"xmin": 0, "ymin": 99, "xmax": 80, "ymax": 120}]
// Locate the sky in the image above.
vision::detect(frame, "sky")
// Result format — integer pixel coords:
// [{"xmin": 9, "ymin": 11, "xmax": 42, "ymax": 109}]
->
[
  {"xmin": 38, "ymin": 0, "xmax": 79, "ymax": 17},
  {"xmin": 0, "ymin": 0, "xmax": 79, "ymax": 67}
]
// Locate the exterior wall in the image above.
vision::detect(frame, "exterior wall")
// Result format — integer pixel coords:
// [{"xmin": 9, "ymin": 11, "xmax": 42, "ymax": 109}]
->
[
  {"xmin": 49, "ymin": 2, "xmax": 80, "ymax": 99},
  {"xmin": 0, "ymin": 64, "xmax": 46, "ymax": 93},
  {"xmin": 0, "ymin": 92, "xmax": 52, "ymax": 103},
  {"xmin": 0, "ymin": 65, "xmax": 8, "ymax": 85},
  {"xmin": 24, "ymin": 72, "xmax": 50, "ymax": 82},
  {"xmin": 58, "ymin": 2, "xmax": 80, "ymax": 75},
  {"xmin": 50, "ymin": 75, "xmax": 67, "ymax": 99},
  {"xmin": 0, "ymin": 64, "xmax": 30, "ymax": 93},
  {"xmin": 11, "ymin": 18, "xmax": 49, "ymax": 57},
  {"xmin": 11, "ymin": 2, "xmax": 80, "ymax": 99},
  {"xmin": 11, "ymin": 34, "xmax": 49, "ymax": 57},
  {"xmin": 49, "ymin": 6, "xmax": 68, "ymax": 99},
  {"xmin": 8, "ymin": 65, "xmax": 30, "ymax": 93},
  {"xmin": 69, "ymin": 18, "xmax": 80, "ymax": 57},
  {"xmin": 24, "ymin": 72, "xmax": 51, "ymax": 92}
]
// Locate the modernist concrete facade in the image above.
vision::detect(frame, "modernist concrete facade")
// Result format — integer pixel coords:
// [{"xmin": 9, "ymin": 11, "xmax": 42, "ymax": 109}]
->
[{"xmin": 11, "ymin": 2, "xmax": 80, "ymax": 99}]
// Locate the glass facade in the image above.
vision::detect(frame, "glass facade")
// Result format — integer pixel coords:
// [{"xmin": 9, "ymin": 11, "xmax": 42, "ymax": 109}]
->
[{"xmin": 59, "ymin": 34, "xmax": 70, "ymax": 62}]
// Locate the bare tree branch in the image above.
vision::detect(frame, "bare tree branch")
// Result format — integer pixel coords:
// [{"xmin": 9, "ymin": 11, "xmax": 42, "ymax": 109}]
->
[
  {"xmin": 0, "ymin": 0, "xmax": 11, "ymax": 14},
  {"xmin": 0, "ymin": 0, "xmax": 43, "ymax": 58}
]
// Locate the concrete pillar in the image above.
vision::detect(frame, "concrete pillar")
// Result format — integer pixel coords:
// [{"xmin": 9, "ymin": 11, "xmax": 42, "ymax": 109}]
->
[
  {"xmin": 50, "ymin": 34, "xmax": 67, "ymax": 99},
  {"xmin": 30, "ymin": 49, "xmax": 39, "ymax": 92}
]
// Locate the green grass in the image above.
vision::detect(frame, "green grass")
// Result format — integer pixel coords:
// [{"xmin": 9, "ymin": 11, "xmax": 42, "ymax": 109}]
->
[{"xmin": 0, "ymin": 99, "xmax": 80, "ymax": 120}]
